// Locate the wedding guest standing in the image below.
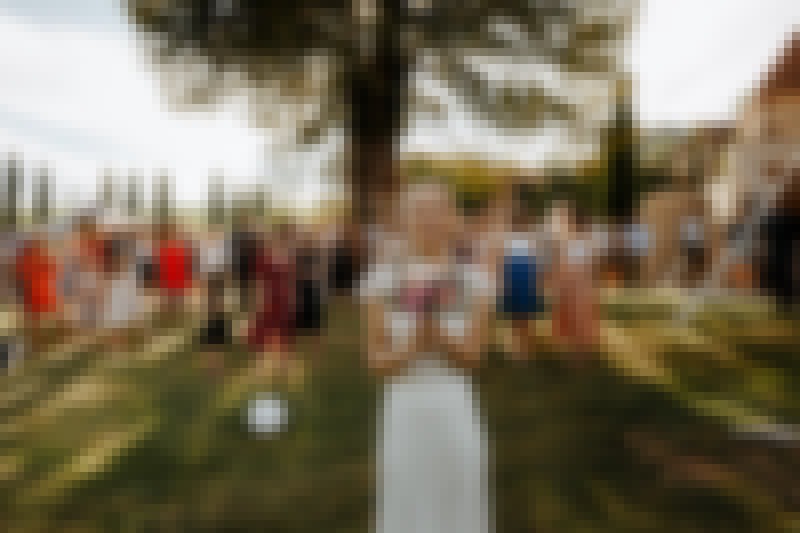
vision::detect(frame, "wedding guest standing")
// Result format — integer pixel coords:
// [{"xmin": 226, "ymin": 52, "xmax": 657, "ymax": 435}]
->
[
  {"xmin": 329, "ymin": 222, "xmax": 361, "ymax": 297},
  {"xmin": 231, "ymin": 215, "xmax": 260, "ymax": 313},
  {"xmin": 15, "ymin": 234, "xmax": 60, "ymax": 356},
  {"xmin": 552, "ymin": 204, "xmax": 601, "ymax": 370},
  {"xmin": 293, "ymin": 227, "xmax": 328, "ymax": 357},
  {"xmin": 498, "ymin": 210, "xmax": 543, "ymax": 361},
  {"xmin": 156, "ymin": 222, "xmax": 194, "ymax": 318},
  {"xmin": 197, "ymin": 273, "xmax": 232, "ymax": 378},
  {"xmin": 75, "ymin": 216, "xmax": 105, "ymax": 332},
  {"xmin": 248, "ymin": 223, "xmax": 296, "ymax": 364},
  {"xmin": 100, "ymin": 238, "xmax": 143, "ymax": 356}
]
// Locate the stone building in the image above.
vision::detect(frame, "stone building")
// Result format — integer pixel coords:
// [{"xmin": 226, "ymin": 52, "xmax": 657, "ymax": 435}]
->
[
  {"xmin": 638, "ymin": 127, "xmax": 732, "ymax": 288},
  {"xmin": 639, "ymin": 31, "xmax": 800, "ymax": 290},
  {"xmin": 707, "ymin": 32, "xmax": 800, "ymax": 290}
]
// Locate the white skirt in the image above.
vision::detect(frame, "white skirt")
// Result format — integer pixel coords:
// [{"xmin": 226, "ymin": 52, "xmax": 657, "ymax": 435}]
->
[
  {"xmin": 102, "ymin": 277, "xmax": 142, "ymax": 329},
  {"xmin": 377, "ymin": 357, "xmax": 491, "ymax": 533}
]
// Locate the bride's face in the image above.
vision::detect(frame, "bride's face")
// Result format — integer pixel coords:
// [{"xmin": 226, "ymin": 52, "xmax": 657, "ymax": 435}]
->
[{"xmin": 403, "ymin": 185, "xmax": 457, "ymax": 252}]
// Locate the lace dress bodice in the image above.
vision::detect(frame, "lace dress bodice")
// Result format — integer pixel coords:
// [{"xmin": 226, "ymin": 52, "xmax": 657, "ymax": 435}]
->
[{"xmin": 361, "ymin": 258, "xmax": 494, "ymax": 371}]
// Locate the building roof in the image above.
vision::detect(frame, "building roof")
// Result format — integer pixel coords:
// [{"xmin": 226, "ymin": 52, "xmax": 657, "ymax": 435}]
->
[{"xmin": 760, "ymin": 32, "xmax": 800, "ymax": 102}]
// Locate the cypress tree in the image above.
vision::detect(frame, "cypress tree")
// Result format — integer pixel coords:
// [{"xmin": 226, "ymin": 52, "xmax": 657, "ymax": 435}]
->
[
  {"xmin": 3, "ymin": 154, "xmax": 22, "ymax": 230},
  {"xmin": 33, "ymin": 164, "xmax": 51, "ymax": 225},
  {"xmin": 156, "ymin": 170, "xmax": 173, "ymax": 224},
  {"xmin": 127, "ymin": 171, "xmax": 142, "ymax": 218},
  {"xmin": 253, "ymin": 181, "xmax": 270, "ymax": 221},
  {"xmin": 208, "ymin": 171, "xmax": 226, "ymax": 227},
  {"xmin": 606, "ymin": 78, "xmax": 639, "ymax": 226},
  {"xmin": 101, "ymin": 168, "xmax": 116, "ymax": 210}
]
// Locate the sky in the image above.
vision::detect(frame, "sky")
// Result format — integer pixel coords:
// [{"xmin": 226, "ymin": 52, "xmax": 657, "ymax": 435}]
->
[{"xmin": 0, "ymin": 0, "xmax": 797, "ymax": 210}]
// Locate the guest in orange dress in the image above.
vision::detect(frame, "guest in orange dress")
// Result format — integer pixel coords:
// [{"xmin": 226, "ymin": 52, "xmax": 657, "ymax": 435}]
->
[
  {"xmin": 15, "ymin": 236, "xmax": 60, "ymax": 355},
  {"xmin": 551, "ymin": 205, "xmax": 600, "ymax": 370}
]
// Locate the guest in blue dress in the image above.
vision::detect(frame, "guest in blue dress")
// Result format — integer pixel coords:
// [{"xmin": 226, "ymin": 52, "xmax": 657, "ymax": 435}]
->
[{"xmin": 498, "ymin": 212, "xmax": 543, "ymax": 361}]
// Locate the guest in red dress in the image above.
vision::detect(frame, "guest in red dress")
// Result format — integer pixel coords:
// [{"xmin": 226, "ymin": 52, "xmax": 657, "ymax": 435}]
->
[
  {"xmin": 248, "ymin": 223, "xmax": 296, "ymax": 360},
  {"xmin": 156, "ymin": 223, "xmax": 194, "ymax": 316}
]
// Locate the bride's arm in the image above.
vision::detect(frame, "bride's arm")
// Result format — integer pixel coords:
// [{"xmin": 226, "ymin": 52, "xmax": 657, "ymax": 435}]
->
[
  {"xmin": 431, "ymin": 268, "xmax": 494, "ymax": 371},
  {"xmin": 364, "ymin": 299, "xmax": 422, "ymax": 377},
  {"xmin": 433, "ymin": 295, "xmax": 492, "ymax": 371}
]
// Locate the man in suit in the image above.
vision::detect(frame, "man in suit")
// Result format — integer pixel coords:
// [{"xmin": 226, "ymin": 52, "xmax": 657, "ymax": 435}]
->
[{"xmin": 758, "ymin": 176, "xmax": 800, "ymax": 313}]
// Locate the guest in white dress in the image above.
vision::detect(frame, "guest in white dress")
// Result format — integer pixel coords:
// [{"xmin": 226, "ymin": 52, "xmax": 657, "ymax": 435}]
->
[
  {"xmin": 360, "ymin": 181, "xmax": 495, "ymax": 533},
  {"xmin": 101, "ymin": 239, "xmax": 144, "ymax": 354},
  {"xmin": 200, "ymin": 227, "xmax": 229, "ymax": 305}
]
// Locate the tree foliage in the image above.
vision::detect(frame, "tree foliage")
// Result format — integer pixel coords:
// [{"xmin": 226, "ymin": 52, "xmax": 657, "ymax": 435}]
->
[
  {"xmin": 127, "ymin": 0, "xmax": 630, "ymax": 129},
  {"xmin": 126, "ymin": 0, "xmax": 634, "ymax": 220}
]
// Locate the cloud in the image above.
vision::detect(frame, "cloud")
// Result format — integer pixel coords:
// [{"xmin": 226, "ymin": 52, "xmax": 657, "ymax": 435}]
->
[
  {"xmin": 631, "ymin": 0, "xmax": 799, "ymax": 125},
  {"xmin": 0, "ymin": 8, "xmax": 267, "ymax": 206},
  {"xmin": 2, "ymin": 0, "xmax": 797, "ymax": 211}
]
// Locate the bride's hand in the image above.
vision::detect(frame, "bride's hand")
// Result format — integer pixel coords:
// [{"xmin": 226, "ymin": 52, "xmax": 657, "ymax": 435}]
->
[{"xmin": 416, "ymin": 309, "xmax": 437, "ymax": 352}]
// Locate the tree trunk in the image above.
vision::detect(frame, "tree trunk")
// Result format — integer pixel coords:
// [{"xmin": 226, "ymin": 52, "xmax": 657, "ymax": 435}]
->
[
  {"xmin": 346, "ymin": 21, "xmax": 410, "ymax": 226},
  {"xmin": 342, "ymin": 15, "xmax": 410, "ymax": 288}
]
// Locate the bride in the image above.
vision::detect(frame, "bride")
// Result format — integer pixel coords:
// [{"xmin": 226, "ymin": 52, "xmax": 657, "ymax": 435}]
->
[{"xmin": 360, "ymin": 181, "xmax": 495, "ymax": 533}]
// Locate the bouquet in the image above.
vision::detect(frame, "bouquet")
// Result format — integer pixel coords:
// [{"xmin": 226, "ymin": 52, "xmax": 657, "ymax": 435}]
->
[{"xmin": 394, "ymin": 278, "xmax": 459, "ymax": 314}]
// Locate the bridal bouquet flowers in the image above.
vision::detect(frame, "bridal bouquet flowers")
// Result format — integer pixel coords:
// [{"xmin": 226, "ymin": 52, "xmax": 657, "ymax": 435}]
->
[{"xmin": 391, "ymin": 278, "xmax": 461, "ymax": 314}]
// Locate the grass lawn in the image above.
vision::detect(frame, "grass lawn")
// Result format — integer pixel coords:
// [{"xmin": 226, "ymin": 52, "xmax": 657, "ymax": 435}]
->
[{"xmin": 1, "ymin": 294, "xmax": 799, "ymax": 532}]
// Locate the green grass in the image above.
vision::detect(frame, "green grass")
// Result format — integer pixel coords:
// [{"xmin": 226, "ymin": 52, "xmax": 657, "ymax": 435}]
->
[{"xmin": 2, "ymin": 295, "xmax": 799, "ymax": 532}]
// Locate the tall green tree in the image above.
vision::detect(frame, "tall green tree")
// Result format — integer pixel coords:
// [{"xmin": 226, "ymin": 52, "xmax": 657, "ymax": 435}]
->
[
  {"xmin": 253, "ymin": 181, "xmax": 270, "ymax": 220},
  {"xmin": 156, "ymin": 170, "xmax": 174, "ymax": 224},
  {"xmin": 101, "ymin": 168, "xmax": 116, "ymax": 210},
  {"xmin": 33, "ymin": 164, "xmax": 52, "ymax": 225},
  {"xmin": 605, "ymin": 77, "xmax": 638, "ymax": 225},
  {"xmin": 2, "ymin": 154, "xmax": 22, "ymax": 230},
  {"xmin": 128, "ymin": 0, "xmax": 632, "ymax": 223},
  {"xmin": 207, "ymin": 170, "xmax": 227, "ymax": 227}
]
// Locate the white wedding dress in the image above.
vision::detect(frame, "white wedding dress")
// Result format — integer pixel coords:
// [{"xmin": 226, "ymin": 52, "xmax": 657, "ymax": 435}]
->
[{"xmin": 361, "ymin": 260, "xmax": 494, "ymax": 533}]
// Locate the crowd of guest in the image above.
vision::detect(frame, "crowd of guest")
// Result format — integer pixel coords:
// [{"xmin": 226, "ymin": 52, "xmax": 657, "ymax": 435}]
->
[
  {"xmin": 1, "ymin": 176, "xmax": 796, "ymax": 374},
  {"xmin": 0, "ymin": 208, "xmax": 359, "ymax": 374}
]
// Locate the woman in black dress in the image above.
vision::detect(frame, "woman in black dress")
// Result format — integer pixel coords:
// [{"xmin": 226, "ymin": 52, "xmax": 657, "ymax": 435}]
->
[
  {"xmin": 197, "ymin": 274, "xmax": 231, "ymax": 378},
  {"xmin": 294, "ymin": 230, "xmax": 327, "ymax": 355},
  {"xmin": 328, "ymin": 223, "xmax": 361, "ymax": 296},
  {"xmin": 230, "ymin": 216, "xmax": 259, "ymax": 313}
]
